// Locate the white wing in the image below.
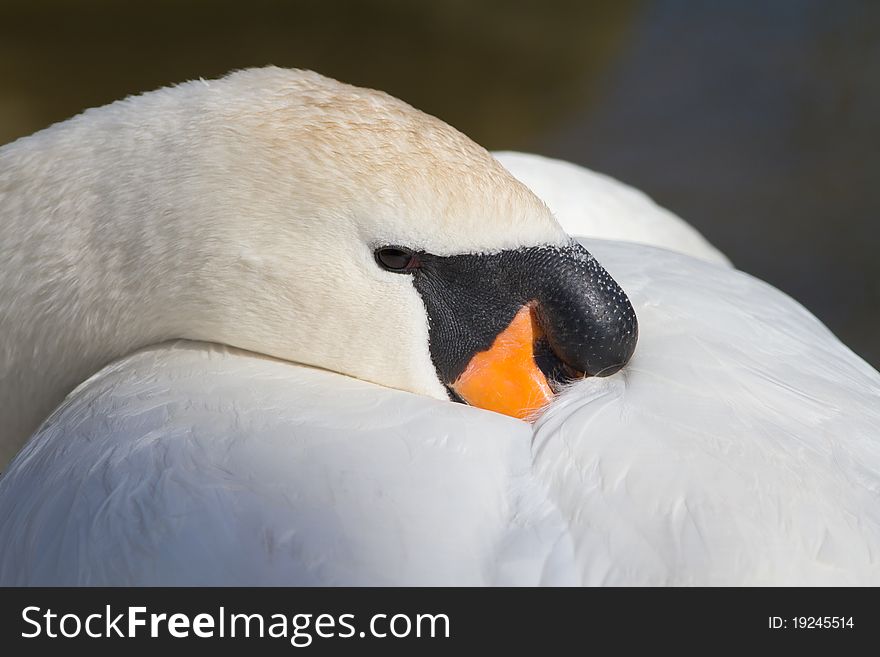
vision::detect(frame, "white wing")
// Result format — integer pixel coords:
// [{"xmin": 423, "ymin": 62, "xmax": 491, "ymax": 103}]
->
[
  {"xmin": 538, "ymin": 239, "xmax": 880, "ymax": 585},
  {"xmin": 494, "ymin": 151, "xmax": 730, "ymax": 266},
  {"xmin": 3, "ymin": 240, "xmax": 879, "ymax": 585},
  {"xmin": 0, "ymin": 341, "xmax": 575, "ymax": 586},
  {"xmin": 5, "ymin": 121, "xmax": 880, "ymax": 591}
]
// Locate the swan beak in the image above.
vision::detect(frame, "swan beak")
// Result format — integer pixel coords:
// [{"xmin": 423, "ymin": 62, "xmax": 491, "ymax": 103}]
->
[
  {"xmin": 412, "ymin": 242, "xmax": 637, "ymax": 420},
  {"xmin": 451, "ymin": 304, "xmax": 554, "ymax": 419}
]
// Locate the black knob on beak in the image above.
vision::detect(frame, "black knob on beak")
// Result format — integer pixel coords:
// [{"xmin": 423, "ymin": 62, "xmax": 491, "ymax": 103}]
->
[
  {"xmin": 535, "ymin": 241, "xmax": 638, "ymax": 379},
  {"xmin": 404, "ymin": 239, "xmax": 638, "ymax": 418}
]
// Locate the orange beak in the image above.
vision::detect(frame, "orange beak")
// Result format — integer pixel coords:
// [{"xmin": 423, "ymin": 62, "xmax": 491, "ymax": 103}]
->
[{"xmin": 450, "ymin": 304, "xmax": 555, "ymax": 420}]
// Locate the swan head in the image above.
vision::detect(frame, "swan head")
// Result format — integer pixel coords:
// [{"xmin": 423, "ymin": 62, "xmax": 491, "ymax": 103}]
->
[{"xmin": 98, "ymin": 68, "xmax": 638, "ymax": 419}]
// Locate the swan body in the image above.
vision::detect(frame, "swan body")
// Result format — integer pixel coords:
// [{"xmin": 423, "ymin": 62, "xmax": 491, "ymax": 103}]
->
[
  {"xmin": 0, "ymin": 342, "xmax": 574, "ymax": 586},
  {"xmin": 2, "ymin": 68, "xmax": 879, "ymax": 586},
  {"xmin": 2, "ymin": 238, "xmax": 879, "ymax": 585}
]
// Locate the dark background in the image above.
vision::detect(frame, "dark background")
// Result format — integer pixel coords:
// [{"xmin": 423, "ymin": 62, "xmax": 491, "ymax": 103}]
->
[{"xmin": 2, "ymin": 0, "xmax": 877, "ymax": 368}]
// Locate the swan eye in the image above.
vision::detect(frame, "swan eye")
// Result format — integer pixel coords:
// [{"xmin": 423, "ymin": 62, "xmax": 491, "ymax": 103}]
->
[{"xmin": 375, "ymin": 247, "xmax": 419, "ymax": 273}]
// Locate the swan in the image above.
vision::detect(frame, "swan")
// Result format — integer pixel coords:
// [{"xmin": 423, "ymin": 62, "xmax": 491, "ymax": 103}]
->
[
  {"xmin": 2, "ymin": 68, "xmax": 880, "ymax": 586},
  {"xmin": 3, "ymin": 238, "xmax": 879, "ymax": 585},
  {"xmin": 0, "ymin": 67, "xmax": 638, "ymax": 468}
]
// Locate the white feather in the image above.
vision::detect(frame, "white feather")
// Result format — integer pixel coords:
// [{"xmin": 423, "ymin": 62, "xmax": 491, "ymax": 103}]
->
[
  {"xmin": 0, "ymin": 69, "xmax": 569, "ymax": 466},
  {"xmin": 2, "ymin": 237, "xmax": 878, "ymax": 585},
  {"xmin": 2, "ymin": 69, "xmax": 877, "ymax": 586}
]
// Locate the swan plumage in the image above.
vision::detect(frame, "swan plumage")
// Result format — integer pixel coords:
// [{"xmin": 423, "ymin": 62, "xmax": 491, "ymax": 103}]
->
[
  {"xmin": 0, "ymin": 67, "xmax": 577, "ymax": 466},
  {"xmin": 2, "ymin": 237, "xmax": 879, "ymax": 585},
  {"xmin": 1, "ymin": 69, "xmax": 879, "ymax": 586},
  {"xmin": 0, "ymin": 341, "xmax": 584, "ymax": 586}
]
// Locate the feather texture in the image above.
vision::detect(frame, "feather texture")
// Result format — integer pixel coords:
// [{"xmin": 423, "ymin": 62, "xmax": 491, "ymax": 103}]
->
[{"xmin": 2, "ymin": 238, "xmax": 878, "ymax": 585}]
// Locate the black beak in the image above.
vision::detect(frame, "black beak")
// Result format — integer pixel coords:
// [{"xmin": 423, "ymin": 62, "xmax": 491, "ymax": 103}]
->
[
  {"xmin": 386, "ymin": 240, "xmax": 638, "ymax": 418},
  {"xmin": 531, "ymin": 241, "xmax": 638, "ymax": 382}
]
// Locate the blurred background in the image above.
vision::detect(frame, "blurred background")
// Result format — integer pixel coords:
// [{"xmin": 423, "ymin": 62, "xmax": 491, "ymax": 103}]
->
[{"xmin": 2, "ymin": 0, "xmax": 878, "ymax": 367}]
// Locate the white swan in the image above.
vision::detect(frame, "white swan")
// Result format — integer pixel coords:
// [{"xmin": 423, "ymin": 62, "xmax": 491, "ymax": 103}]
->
[
  {"xmin": 3, "ymin": 237, "xmax": 879, "ymax": 585},
  {"xmin": 2, "ymin": 69, "xmax": 880, "ymax": 586},
  {"xmin": 0, "ymin": 66, "xmax": 640, "ymax": 467}
]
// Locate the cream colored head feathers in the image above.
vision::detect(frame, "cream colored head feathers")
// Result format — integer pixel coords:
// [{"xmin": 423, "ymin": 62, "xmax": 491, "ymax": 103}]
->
[{"xmin": 0, "ymin": 67, "xmax": 566, "ymax": 466}]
